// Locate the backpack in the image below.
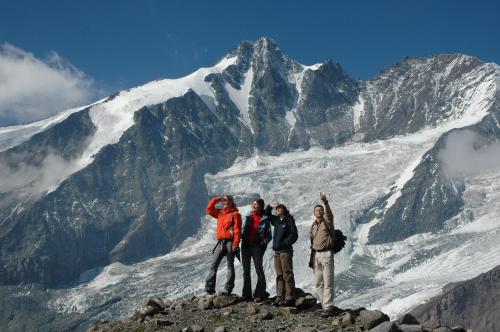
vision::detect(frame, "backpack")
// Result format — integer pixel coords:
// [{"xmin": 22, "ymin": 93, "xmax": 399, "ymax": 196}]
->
[{"xmin": 321, "ymin": 219, "xmax": 347, "ymax": 254}]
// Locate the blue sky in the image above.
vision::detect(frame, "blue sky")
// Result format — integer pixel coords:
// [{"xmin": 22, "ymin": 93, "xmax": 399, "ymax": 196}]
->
[{"xmin": 1, "ymin": 0, "xmax": 499, "ymax": 124}]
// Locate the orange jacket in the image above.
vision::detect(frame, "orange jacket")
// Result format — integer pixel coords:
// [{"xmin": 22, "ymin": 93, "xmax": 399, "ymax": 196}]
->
[{"xmin": 206, "ymin": 198, "xmax": 242, "ymax": 249}]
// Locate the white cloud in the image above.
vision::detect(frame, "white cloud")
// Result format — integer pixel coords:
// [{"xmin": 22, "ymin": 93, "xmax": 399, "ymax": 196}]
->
[
  {"xmin": 439, "ymin": 129, "xmax": 500, "ymax": 177},
  {"xmin": 0, "ymin": 43, "xmax": 101, "ymax": 125}
]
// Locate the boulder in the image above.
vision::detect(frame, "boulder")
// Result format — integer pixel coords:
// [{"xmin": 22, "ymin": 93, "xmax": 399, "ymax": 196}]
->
[
  {"xmin": 450, "ymin": 327, "xmax": 467, "ymax": 332},
  {"xmin": 360, "ymin": 310, "xmax": 390, "ymax": 330},
  {"xmin": 214, "ymin": 327, "xmax": 227, "ymax": 332},
  {"xmin": 398, "ymin": 313, "xmax": 420, "ymax": 325},
  {"xmin": 260, "ymin": 309, "xmax": 274, "ymax": 320},
  {"xmin": 398, "ymin": 324, "xmax": 423, "ymax": 332},
  {"xmin": 278, "ymin": 306, "xmax": 298, "ymax": 315},
  {"xmin": 341, "ymin": 311, "xmax": 353, "ymax": 326},
  {"xmin": 145, "ymin": 297, "xmax": 166, "ymax": 311},
  {"xmin": 133, "ymin": 305, "xmax": 158, "ymax": 321},
  {"xmin": 246, "ymin": 305, "xmax": 259, "ymax": 315},
  {"xmin": 198, "ymin": 301, "xmax": 213, "ymax": 310},
  {"xmin": 368, "ymin": 321, "xmax": 401, "ymax": 332},
  {"xmin": 212, "ymin": 294, "xmax": 239, "ymax": 308}
]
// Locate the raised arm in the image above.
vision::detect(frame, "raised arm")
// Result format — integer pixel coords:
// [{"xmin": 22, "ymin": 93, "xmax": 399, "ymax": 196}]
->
[
  {"xmin": 206, "ymin": 197, "xmax": 221, "ymax": 219},
  {"xmin": 320, "ymin": 192, "xmax": 334, "ymax": 228},
  {"xmin": 265, "ymin": 204, "xmax": 278, "ymax": 226},
  {"xmin": 324, "ymin": 202, "xmax": 334, "ymax": 225}
]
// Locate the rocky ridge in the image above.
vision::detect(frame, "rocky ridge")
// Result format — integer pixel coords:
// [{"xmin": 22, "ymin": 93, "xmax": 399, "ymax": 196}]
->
[{"xmin": 88, "ymin": 290, "xmax": 470, "ymax": 332}]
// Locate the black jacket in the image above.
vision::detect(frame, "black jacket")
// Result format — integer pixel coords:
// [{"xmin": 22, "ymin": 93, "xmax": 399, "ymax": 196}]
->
[
  {"xmin": 241, "ymin": 213, "xmax": 272, "ymax": 248},
  {"xmin": 265, "ymin": 205, "xmax": 298, "ymax": 252}
]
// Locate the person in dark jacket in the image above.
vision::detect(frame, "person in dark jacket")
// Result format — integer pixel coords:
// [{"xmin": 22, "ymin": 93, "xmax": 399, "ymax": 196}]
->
[
  {"xmin": 241, "ymin": 198, "xmax": 272, "ymax": 302},
  {"xmin": 265, "ymin": 203, "xmax": 298, "ymax": 306}
]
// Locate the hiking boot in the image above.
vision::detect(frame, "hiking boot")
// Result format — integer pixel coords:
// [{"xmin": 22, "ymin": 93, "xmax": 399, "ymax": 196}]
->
[
  {"xmin": 253, "ymin": 297, "xmax": 263, "ymax": 304},
  {"xmin": 283, "ymin": 299, "xmax": 295, "ymax": 307},
  {"xmin": 319, "ymin": 306, "xmax": 340, "ymax": 318},
  {"xmin": 320, "ymin": 309, "xmax": 332, "ymax": 318},
  {"xmin": 272, "ymin": 297, "xmax": 283, "ymax": 306},
  {"xmin": 218, "ymin": 290, "xmax": 231, "ymax": 296}
]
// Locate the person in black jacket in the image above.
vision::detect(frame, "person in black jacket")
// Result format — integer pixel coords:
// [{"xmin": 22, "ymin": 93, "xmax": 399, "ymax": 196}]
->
[
  {"xmin": 265, "ymin": 203, "xmax": 298, "ymax": 306},
  {"xmin": 241, "ymin": 198, "xmax": 272, "ymax": 302}
]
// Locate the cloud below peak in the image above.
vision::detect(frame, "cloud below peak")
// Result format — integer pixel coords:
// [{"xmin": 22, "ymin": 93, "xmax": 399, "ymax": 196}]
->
[{"xmin": 0, "ymin": 43, "xmax": 101, "ymax": 125}]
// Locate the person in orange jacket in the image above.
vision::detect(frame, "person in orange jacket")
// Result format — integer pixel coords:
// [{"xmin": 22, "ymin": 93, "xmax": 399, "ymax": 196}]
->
[{"xmin": 205, "ymin": 195, "xmax": 242, "ymax": 295}]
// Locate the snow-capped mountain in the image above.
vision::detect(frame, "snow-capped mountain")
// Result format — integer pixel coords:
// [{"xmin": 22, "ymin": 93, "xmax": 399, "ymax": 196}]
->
[{"xmin": 0, "ymin": 37, "xmax": 499, "ymax": 331}]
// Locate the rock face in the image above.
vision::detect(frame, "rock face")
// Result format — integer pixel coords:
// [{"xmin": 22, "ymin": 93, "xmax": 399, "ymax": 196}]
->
[
  {"xmin": 86, "ymin": 291, "xmax": 464, "ymax": 332},
  {"xmin": 410, "ymin": 265, "xmax": 500, "ymax": 332},
  {"xmin": 0, "ymin": 36, "xmax": 499, "ymax": 288},
  {"xmin": 0, "ymin": 91, "xmax": 244, "ymax": 286},
  {"xmin": 359, "ymin": 55, "xmax": 492, "ymax": 140},
  {"xmin": 364, "ymin": 66, "xmax": 500, "ymax": 244}
]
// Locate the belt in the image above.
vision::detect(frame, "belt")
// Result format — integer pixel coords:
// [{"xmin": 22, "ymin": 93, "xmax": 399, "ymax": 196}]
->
[{"xmin": 314, "ymin": 247, "xmax": 333, "ymax": 252}]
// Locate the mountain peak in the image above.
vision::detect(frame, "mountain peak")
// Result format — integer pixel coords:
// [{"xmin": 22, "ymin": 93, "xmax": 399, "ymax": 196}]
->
[
  {"xmin": 219, "ymin": 36, "xmax": 298, "ymax": 71},
  {"xmin": 372, "ymin": 53, "xmax": 485, "ymax": 82}
]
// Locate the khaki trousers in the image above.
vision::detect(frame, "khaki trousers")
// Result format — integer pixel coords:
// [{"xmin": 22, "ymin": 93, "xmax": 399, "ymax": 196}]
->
[{"xmin": 314, "ymin": 250, "xmax": 334, "ymax": 309}]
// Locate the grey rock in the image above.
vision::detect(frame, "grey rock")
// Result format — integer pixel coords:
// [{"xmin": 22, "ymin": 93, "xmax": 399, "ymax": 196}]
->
[
  {"xmin": 359, "ymin": 55, "xmax": 489, "ymax": 140},
  {"xmin": 360, "ymin": 309, "xmax": 390, "ymax": 330},
  {"xmin": 212, "ymin": 294, "xmax": 239, "ymax": 308},
  {"xmin": 432, "ymin": 328, "xmax": 453, "ymax": 332},
  {"xmin": 368, "ymin": 321, "xmax": 400, "ymax": 332},
  {"xmin": 398, "ymin": 324, "xmax": 423, "ymax": 332},
  {"xmin": 411, "ymin": 266, "xmax": 500, "ymax": 332},
  {"xmin": 133, "ymin": 305, "xmax": 158, "ymax": 320},
  {"xmin": 198, "ymin": 301, "xmax": 213, "ymax": 310},
  {"xmin": 246, "ymin": 305, "xmax": 259, "ymax": 315},
  {"xmin": 398, "ymin": 314, "xmax": 420, "ymax": 325},
  {"xmin": 145, "ymin": 297, "xmax": 166, "ymax": 311},
  {"xmin": 260, "ymin": 309, "xmax": 274, "ymax": 320},
  {"xmin": 278, "ymin": 306, "xmax": 298, "ymax": 315},
  {"xmin": 340, "ymin": 311, "xmax": 353, "ymax": 326},
  {"xmin": 214, "ymin": 327, "xmax": 227, "ymax": 332}
]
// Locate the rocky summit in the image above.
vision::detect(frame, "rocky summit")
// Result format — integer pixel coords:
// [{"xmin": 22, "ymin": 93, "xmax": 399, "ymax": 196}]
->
[{"xmin": 87, "ymin": 290, "xmax": 469, "ymax": 332}]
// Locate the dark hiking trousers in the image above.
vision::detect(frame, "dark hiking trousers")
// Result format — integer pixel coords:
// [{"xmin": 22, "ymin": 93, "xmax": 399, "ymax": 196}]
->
[
  {"xmin": 205, "ymin": 240, "xmax": 235, "ymax": 293},
  {"xmin": 241, "ymin": 243, "xmax": 266, "ymax": 299},
  {"xmin": 273, "ymin": 250, "xmax": 295, "ymax": 301}
]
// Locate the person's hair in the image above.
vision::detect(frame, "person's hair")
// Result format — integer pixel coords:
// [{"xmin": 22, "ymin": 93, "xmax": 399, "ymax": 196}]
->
[
  {"xmin": 314, "ymin": 204, "xmax": 324, "ymax": 212},
  {"xmin": 225, "ymin": 195, "xmax": 236, "ymax": 208},
  {"xmin": 276, "ymin": 204, "xmax": 290, "ymax": 215},
  {"xmin": 253, "ymin": 198, "xmax": 265, "ymax": 208}
]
